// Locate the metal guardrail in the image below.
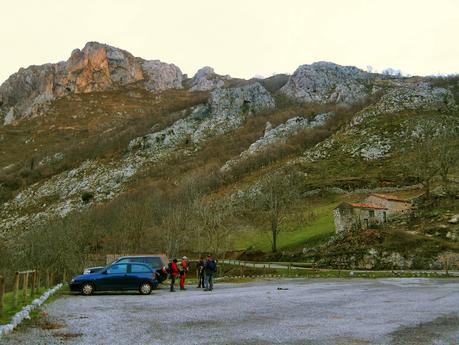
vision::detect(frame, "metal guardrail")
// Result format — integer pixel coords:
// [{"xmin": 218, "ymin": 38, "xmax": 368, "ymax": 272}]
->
[{"xmin": 220, "ymin": 259, "xmax": 459, "ymax": 276}]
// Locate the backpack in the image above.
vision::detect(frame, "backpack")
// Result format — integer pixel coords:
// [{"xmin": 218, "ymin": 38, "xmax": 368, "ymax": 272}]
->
[
  {"xmin": 207, "ymin": 260, "xmax": 217, "ymax": 272},
  {"xmin": 166, "ymin": 262, "xmax": 173, "ymax": 274}
]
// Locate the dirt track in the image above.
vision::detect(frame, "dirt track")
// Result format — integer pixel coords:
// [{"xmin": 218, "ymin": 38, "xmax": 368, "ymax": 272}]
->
[{"xmin": 3, "ymin": 278, "xmax": 459, "ymax": 345}]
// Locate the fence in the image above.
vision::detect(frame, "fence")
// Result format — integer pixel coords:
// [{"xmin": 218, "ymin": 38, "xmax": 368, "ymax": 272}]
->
[{"xmin": 0, "ymin": 269, "xmax": 70, "ymax": 316}]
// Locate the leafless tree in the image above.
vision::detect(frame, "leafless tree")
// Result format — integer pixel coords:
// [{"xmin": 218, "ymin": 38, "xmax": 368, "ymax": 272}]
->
[{"xmin": 247, "ymin": 170, "xmax": 304, "ymax": 252}]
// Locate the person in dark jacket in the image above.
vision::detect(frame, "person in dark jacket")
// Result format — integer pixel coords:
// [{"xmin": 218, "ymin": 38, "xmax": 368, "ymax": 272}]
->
[
  {"xmin": 169, "ymin": 259, "xmax": 180, "ymax": 292},
  {"xmin": 203, "ymin": 255, "xmax": 217, "ymax": 291},
  {"xmin": 196, "ymin": 256, "xmax": 205, "ymax": 288}
]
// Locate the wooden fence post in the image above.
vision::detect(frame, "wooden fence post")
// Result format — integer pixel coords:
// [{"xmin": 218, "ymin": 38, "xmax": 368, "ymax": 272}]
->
[
  {"xmin": 0, "ymin": 276, "xmax": 4, "ymax": 316},
  {"xmin": 62, "ymin": 270, "xmax": 66, "ymax": 284},
  {"xmin": 31, "ymin": 270, "xmax": 37, "ymax": 297},
  {"xmin": 23, "ymin": 272, "xmax": 29, "ymax": 302},
  {"xmin": 50, "ymin": 272, "xmax": 55, "ymax": 286},
  {"xmin": 13, "ymin": 271, "xmax": 19, "ymax": 308},
  {"xmin": 45, "ymin": 269, "xmax": 50, "ymax": 289}
]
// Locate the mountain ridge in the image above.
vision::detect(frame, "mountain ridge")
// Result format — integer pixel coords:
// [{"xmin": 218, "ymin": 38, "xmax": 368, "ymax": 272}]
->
[{"xmin": 0, "ymin": 42, "xmax": 458, "ymax": 271}]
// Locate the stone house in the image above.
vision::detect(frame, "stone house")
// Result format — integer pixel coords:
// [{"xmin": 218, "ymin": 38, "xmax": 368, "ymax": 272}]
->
[
  {"xmin": 363, "ymin": 194, "xmax": 411, "ymax": 217},
  {"xmin": 333, "ymin": 194, "xmax": 412, "ymax": 234}
]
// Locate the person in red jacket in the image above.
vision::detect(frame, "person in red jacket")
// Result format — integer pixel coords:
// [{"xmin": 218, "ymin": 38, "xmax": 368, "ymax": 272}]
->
[
  {"xmin": 169, "ymin": 259, "xmax": 179, "ymax": 292},
  {"xmin": 179, "ymin": 256, "xmax": 189, "ymax": 291}
]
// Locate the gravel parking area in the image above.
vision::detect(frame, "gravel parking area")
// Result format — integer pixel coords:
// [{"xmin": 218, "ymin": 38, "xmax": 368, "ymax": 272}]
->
[{"xmin": 3, "ymin": 278, "xmax": 459, "ymax": 345}]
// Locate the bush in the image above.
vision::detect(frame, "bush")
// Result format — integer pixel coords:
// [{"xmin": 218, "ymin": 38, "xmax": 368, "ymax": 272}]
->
[{"xmin": 81, "ymin": 191, "xmax": 94, "ymax": 203}]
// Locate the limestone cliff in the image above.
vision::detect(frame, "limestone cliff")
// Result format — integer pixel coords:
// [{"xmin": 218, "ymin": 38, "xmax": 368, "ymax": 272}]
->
[
  {"xmin": 280, "ymin": 61, "xmax": 374, "ymax": 105},
  {"xmin": 0, "ymin": 42, "xmax": 183, "ymax": 124}
]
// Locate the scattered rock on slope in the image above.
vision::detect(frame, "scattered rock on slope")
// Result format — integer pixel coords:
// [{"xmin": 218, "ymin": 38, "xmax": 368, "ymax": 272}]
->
[
  {"xmin": 130, "ymin": 82, "xmax": 276, "ymax": 151},
  {"xmin": 0, "ymin": 82, "xmax": 275, "ymax": 235},
  {"xmin": 303, "ymin": 83, "xmax": 458, "ymax": 161},
  {"xmin": 222, "ymin": 112, "xmax": 335, "ymax": 170}
]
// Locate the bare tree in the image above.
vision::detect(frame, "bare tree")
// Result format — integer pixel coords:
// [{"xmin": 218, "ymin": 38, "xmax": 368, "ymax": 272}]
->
[
  {"xmin": 195, "ymin": 200, "xmax": 235, "ymax": 256},
  {"xmin": 247, "ymin": 170, "xmax": 304, "ymax": 252},
  {"xmin": 437, "ymin": 137, "xmax": 459, "ymax": 195},
  {"xmin": 407, "ymin": 124, "xmax": 458, "ymax": 200}
]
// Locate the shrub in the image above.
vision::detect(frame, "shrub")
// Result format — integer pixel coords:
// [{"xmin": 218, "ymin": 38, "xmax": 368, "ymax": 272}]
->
[{"xmin": 81, "ymin": 191, "xmax": 94, "ymax": 203}]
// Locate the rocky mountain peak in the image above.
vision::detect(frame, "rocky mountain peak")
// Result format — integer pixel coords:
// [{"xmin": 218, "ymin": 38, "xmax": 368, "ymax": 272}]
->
[
  {"xmin": 0, "ymin": 42, "xmax": 183, "ymax": 125},
  {"xmin": 190, "ymin": 66, "xmax": 230, "ymax": 91},
  {"xmin": 280, "ymin": 61, "xmax": 374, "ymax": 105}
]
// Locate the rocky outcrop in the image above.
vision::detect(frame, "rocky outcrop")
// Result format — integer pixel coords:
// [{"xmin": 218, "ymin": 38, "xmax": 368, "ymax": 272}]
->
[
  {"xmin": 351, "ymin": 83, "xmax": 457, "ymax": 126},
  {"xmin": 303, "ymin": 83, "xmax": 458, "ymax": 162},
  {"xmin": 142, "ymin": 59, "xmax": 183, "ymax": 91},
  {"xmin": 208, "ymin": 82, "xmax": 274, "ymax": 118},
  {"xmin": 280, "ymin": 61, "xmax": 373, "ymax": 105},
  {"xmin": 190, "ymin": 66, "xmax": 230, "ymax": 91},
  {"xmin": 129, "ymin": 82, "xmax": 275, "ymax": 152},
  {"xmin": 222, "ymin": 112, "xmax": 334, "ymax": 170},
  {"xmin": 0, "ymin": 42, "xmax": 183, "ymax": 124}
]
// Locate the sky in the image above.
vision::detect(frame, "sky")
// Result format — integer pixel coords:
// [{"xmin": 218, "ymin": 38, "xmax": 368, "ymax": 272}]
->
[{"xmin": 1, "ymin": 0, "xmax": 458, "ymax": 83}]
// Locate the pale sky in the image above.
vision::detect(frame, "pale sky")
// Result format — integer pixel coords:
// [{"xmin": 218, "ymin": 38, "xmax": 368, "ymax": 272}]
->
[{"xmin": 1, "ymin": 0, "xmax": 458, "ymax": 84}]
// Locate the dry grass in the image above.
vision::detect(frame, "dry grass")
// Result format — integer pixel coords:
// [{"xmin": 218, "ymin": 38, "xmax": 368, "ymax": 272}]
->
[{"xmin": 0, "ymin": 88, "xmax": 208, "ymax": 201}]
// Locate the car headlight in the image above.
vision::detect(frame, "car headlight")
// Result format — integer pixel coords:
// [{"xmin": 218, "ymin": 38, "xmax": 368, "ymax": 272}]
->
[{"xmin": 70, "ymin": 278, "xmax": 75, "ymax": 283}]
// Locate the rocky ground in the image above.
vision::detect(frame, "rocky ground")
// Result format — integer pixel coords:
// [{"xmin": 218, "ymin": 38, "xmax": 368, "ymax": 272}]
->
[{"xmin": 3, "ymin": 278, "xmax": 459, "ymax": 345}]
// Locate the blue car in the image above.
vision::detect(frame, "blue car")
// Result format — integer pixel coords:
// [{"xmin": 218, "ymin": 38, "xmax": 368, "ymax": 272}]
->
[{"xmin": 70, "ymin": 262, "xmax": 158, "ymax": 295}]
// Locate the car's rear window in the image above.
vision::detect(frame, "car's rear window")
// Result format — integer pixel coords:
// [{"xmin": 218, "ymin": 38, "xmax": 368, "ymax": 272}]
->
[
  {"xmin": 131, "ymin": 264, "xmax": 151, "ymax": 273},
  {"xmin": 144, "ymin": 257, "xmax": 163, "ymax": 268}
]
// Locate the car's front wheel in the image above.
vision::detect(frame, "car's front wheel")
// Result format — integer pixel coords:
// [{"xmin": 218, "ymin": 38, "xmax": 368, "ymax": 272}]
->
[
  {"xmin": 81, "ymin": 282, "xmax": 94, "ymax": 295},
  {"xmin": 139, "ymin": 282, "xmax": 152, "ymax": 295}
]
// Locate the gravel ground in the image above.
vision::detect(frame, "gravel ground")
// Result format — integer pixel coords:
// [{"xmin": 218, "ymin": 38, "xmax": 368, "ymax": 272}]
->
[{"xmin": 3, "ymin": 278, "xmax": 459, "ymax": 345}]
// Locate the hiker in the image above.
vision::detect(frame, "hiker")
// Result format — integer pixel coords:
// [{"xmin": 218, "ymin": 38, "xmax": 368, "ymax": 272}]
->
[
  {"xmin": 203, "ymin": 255, "xmax": 217, "ymax": 291},
  {"xmin": 196, "ymin": 256, "xmax": 205, "ymax": 288},
  {"xmin": 169, "ymin": 259, "xmax": 179, "ymax": 292},
  {"xmin": 179, "ymin": 256, "xmax": 189, "ymax": 290}
]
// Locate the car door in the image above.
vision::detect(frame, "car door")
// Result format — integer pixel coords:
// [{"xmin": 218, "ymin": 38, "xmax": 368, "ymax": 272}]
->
[
  {"xmin": 127, "ymin": 264, "xmax": 152, "ymax": 289},
  {"xmin": 97, "ymin": 264, "xmax": 129, "ymax": 291}
]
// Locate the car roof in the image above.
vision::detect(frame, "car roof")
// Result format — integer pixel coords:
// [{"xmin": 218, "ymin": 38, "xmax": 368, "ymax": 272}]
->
[
  {"xmin": 117, "ymin": 255, "xmax": 166, "ymax": 259},
  {"xmin": 112, "ymin": 262, "xmax": 154, "ymax": 270}
]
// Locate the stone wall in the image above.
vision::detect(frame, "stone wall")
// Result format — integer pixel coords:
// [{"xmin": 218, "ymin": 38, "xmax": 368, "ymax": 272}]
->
[
  {"xmin": 334, "ymin": 204, "xmax": 386, "ymax": 234},
  {"xmin": 364, "ymin": 195, "xmax": 411, "ymax": 217}
]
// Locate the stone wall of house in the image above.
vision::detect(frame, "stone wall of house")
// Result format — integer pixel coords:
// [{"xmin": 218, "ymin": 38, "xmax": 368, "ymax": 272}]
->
[
  {"xmin": 364, "ymin": 195, "xmax": 411, "ymax": 217},
  {"xmin": 334, "ymin": 208, "xmax": 353, "ymax": 233},
  {"xmin": 334, "ymin": 205, "xmax": 387, "ymax": 234},
  {"xmin": 354, "ymin": 207, "xmax": 386, "ymax": 229}
]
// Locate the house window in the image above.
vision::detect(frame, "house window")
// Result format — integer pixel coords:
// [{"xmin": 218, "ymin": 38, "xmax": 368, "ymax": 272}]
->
[{"xmin": 369, "ymin": 210, "xmax": 375, "ymax": 218}]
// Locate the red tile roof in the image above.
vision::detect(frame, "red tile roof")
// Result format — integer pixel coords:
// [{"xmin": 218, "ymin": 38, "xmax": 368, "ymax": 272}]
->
[
  {"xmin": 350, "ymin": 202, "xmax": 387, "ymax": 210},
  {"xmin": 370, "ymin": 193, "xmax": 409, "ymax": 203}
]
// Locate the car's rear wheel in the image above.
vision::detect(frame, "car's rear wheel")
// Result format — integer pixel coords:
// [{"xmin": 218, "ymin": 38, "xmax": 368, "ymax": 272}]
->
[
  {"xmin": 81, "ymin": 282, "xmax": 94, "ymax": 295},
  {"xmin": 139, "ymin": 282, "xmax": 152, "ymax": 295}
]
